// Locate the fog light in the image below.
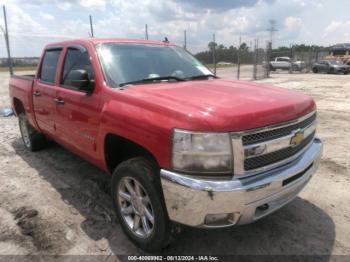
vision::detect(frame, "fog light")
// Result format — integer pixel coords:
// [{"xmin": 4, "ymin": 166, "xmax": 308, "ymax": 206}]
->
[{"xmin": 204, "ymin": 212, "xmax": 240, "ymax": 227}]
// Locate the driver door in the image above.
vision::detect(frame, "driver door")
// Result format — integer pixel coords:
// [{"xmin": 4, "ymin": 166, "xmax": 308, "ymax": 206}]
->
[
  {"xmin": 55, "ymin": 45, "xmax": 101, "ymax": 158},
  {"xmin": 319, "ymin": 61, "xmax": 328, "ymax": 72}
]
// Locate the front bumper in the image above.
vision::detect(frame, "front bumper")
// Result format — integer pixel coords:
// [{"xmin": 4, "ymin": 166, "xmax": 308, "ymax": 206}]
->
[
  {"xmin": 160, "ymin": 138, "xmax": 323, "ymax": 227},
  {"xmin": 335, "ymin": 67, "xmax": 350, "ymax": 73}
]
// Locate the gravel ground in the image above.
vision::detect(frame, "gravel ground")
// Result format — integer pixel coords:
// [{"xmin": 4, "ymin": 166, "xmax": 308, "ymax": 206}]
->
[{"xmin": 0, "ymin": 69, "xmax": 349, "ymax": 258}]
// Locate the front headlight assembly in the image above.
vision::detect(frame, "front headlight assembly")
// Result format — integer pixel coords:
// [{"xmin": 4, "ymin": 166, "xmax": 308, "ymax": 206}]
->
[{"xmin": 172, "ymin": 129, "xmax": 233, "ymax": 174}]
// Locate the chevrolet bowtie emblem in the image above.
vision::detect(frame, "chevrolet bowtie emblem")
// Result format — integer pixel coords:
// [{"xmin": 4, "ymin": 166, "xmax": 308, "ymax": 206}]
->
[{"xmin": 290, "ymin": 131, "xmax": 304, "ymax": 147}]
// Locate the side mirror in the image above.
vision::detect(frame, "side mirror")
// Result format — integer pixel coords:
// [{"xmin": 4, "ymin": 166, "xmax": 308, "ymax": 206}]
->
[{"xmin": 66, "ymin": 69, "xmax": 94, "ymax": 93}]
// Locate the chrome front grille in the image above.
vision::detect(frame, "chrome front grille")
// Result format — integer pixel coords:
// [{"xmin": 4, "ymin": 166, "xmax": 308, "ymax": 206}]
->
[
  {"xmin": 244, "ymin": 131, "xmax": 315, "ymax": 170},
  {"xmin": 231, "ymin": 111, "xmax": 317, "ymax": 176},
  {"xmin": 242, "ymin": 113, "xmax": 316, "ymax": 145}
]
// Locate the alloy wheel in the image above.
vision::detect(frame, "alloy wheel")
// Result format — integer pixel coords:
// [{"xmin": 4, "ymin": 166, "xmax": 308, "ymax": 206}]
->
[{"xmin": 117, "ymin": 177, "xmax": 155, "ymax": 238}]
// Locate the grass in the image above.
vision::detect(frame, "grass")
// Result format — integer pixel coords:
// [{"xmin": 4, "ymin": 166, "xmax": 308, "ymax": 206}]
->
[{"xmin": 0, "ymin": 66, "xmax": 36, "ymax": 72}]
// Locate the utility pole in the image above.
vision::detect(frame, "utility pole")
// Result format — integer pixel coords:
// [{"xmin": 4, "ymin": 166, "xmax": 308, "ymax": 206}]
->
[
  {"xmin": 237, "ymin": 36, "xmax": 241, "ymax": 80},
  {"xmin": 89, "ymin": 15, "xmax": 94, "ymax": 37},
  {"xmin": 253, "ymin": 38, "xmax": 259, "ymax": 80},
  {"xmin": 184, "ymin": 30, "xmax": 187, "ymax": 50},
  {"xmin": 145, "ymin": 24, "xmax": 148, "ymax": 40},
  {"xmin": 2, "ymin": 5, "xmax": 13, "ymax": 75},
  {"xmin": 267, "ymin": 19, "xmax": 277, "ymax": 49},
  {"xmin": 212, "ymin": 33, "xmax": 216, "ymax": 75}
]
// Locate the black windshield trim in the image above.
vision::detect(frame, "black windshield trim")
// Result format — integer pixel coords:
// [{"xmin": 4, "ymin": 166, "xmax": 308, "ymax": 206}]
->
[
  {"xmin": 185, "ymin": 74, "xmax": 217, "ymax": 80},
  {"xmin": 119, "ymin": 76, "xmax": 186, "ymax": 87}
]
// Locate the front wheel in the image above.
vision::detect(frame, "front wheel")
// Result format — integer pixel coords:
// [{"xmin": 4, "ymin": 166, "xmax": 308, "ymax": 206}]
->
[
  {"xmin": 312, "ymin": 68, "xmax": 318, "ymax": 73},
  {"xmin": 111, "ymin": 157, "xmax": 172, "ymax": 251}
]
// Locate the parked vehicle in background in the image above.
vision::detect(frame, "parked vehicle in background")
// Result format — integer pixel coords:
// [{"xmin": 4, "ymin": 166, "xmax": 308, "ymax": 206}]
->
[
  {"xmin": 269, "ymin": 57, "xmax": 305, "ymax": 71},
  {"xmin": 217, "ymin": 61, "xmax": 233, "ymax": 66},
  {"xmin": 312, "ymin": 60, "xmax": 350, "ymax": 74},
  {"xmin": 9, "ymin": 38, "xmax": 322, "ymax": 251},
  {"xmin": 324, "ymin": 43, "xmax": 350, "ymax": 65}
]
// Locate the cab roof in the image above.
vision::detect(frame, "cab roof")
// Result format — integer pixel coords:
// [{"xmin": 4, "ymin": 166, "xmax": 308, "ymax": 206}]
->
[{"xmin": 45, "ymin": 37, "xmax": 175, "ymax": 49}]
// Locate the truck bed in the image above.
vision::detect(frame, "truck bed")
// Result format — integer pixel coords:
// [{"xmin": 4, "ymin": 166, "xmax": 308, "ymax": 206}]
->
[{"xmin": 9, "ymin": 74, "xmax": 36, "ymax": 126}]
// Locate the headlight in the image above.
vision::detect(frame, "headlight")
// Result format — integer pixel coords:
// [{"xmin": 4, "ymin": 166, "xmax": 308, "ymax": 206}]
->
[{"xmin": 172, "ymin": 129, "xmax": 233, "ymax": 174}]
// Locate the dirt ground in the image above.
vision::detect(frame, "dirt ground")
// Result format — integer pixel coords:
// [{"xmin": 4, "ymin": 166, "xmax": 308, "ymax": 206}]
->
[{"xmin": 0, "ymin": 68, "xmax": 349, "ymax": 258}]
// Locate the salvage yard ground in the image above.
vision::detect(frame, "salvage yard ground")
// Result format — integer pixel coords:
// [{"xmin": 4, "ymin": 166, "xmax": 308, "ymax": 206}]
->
[{"xmin": 0, "ymin": 68, "xmax": 349, "ymax": 258}]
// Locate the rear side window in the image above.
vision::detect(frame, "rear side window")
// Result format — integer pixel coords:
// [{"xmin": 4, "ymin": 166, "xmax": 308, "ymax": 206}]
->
[
  {"xmin": 277, "ymin": 58, "xmax": 289, "ymax": 62},
  {"xmin": 61, "ymin": 47, "xmax": 94, "ymax": 89},
  {"xmin": 40, "ymin": 49, "xmax": 61, "ymax": 84}
]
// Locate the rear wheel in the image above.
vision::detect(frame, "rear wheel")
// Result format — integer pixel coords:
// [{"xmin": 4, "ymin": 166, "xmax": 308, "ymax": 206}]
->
[
  {"xmin": 312, "ymin": 68, "xmax": 318, "ymax": 73},
  {"xmin": 111, "ymin": 157, "xmax": 172, "ymax": 251},
  {"xmin": 18, "ymin": 113, "xmax": 46, "ymax": 151}
]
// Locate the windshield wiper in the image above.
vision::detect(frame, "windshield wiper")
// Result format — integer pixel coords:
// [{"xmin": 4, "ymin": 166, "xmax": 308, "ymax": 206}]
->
[
  {"xmin": 186, "ymin": 74, "xmax": 217, "ymax": 80},
  {"xmin": 119, "ymin": 76, "xmax": 185, "ymax": 87}
]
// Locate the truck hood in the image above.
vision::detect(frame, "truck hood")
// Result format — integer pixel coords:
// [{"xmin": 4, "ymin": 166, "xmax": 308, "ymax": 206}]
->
[{"xmin": 121, "ymin": 79, "xmax": 315, "ymax": 132}]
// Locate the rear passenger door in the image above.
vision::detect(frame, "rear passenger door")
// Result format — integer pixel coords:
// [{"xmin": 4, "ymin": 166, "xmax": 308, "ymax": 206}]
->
[
  {"xmin": 55, "ymin": 45, "xmax": 101, "ymax": 157},
  {"xmin": 32, "ymin": 48, "xmax": 62, "ymax": 135}
]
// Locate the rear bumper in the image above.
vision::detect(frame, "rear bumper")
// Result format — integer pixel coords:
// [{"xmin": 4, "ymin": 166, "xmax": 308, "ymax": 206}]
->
[{"xmin": 160, "ymin": 138, "xmax": 322, "ymax": 227}]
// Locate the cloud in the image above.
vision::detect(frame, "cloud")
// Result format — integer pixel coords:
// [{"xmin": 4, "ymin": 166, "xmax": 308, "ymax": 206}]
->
[
  {"xmin": 324, "ymin": 20, "xmax": 350, "ymax": 35},
  {"xmin": 1, "ymin": 0, "xmax": 350, "ymax": 57},
  {"xmin": 322, "ymin": 20, "xmax": 350, "ymax": 43},
  {"xmin": 284, "ymin": 16, "xmax": 303, "ymax": 29},
  {"xmin": 57, "ymin": 2, "xmax": 72, "ymax": 11},
  {"xmin": 78, "ymin": 0, "xmax": 106, "ymax": 9},
  {"xmin": 40, "ymin": 12, "xmax": 54, "ymax": 20},
  {"xmin": 173, "ymin": 0, "xmax": 265, "ymax": 11}
]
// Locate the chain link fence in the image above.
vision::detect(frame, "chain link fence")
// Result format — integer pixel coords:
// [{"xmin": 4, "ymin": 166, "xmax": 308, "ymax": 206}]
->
[
  {"xmin": 0, "ymin": 31, "xmax": 330, "ymax": 80},
  {"xmin": 205, "ymin": 42, "xmax": 331, "ymax": 80}
]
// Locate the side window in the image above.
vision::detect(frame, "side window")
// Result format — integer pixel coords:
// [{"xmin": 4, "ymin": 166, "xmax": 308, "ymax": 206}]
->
[
  {"xmin": 61, "ymin": 47, "xmax": 94, "ymax": 89},
  {"xmin": 40, "ymin": 49, "xmax": 61, "ymax": 84},
  {"xmin": 279, "ymin": 58, "xmax": 289, "ymax": 62}
]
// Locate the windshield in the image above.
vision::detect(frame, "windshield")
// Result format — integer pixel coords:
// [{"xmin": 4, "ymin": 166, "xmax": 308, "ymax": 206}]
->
[
  {"xmin": 328, "ymin": 60, "xmax": 343, "ymax": 65},
  {"xmin": 96, "ymin": 43, "xmax": 213, "ymax": 87}
]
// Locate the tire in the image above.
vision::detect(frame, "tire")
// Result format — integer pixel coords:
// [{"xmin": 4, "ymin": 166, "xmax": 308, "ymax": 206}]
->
[
  {"xmin": 18, "ymin": 113, "xmax": 47, "ymax": 151},
  {"xmin": 111, "ymin": 157, "xmax": 172, "ymax": 251},
  {"xmin": 312, "ymin": 68, "xmax": 318, "ymax": 73}
]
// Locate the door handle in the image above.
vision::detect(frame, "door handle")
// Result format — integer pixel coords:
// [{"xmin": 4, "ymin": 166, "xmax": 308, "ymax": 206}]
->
[
  {"xmin": 54, "ymin": 98, "xmax": 65, "ymax": 105},
  {"xmin": 33, "ymin": 91, "xmax": 41, "ymax": 97}
]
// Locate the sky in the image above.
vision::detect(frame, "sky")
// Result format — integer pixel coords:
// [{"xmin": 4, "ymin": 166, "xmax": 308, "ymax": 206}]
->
[{"xmin": 0, "ymin": 0, "xmax": 350, "ymax": 57}]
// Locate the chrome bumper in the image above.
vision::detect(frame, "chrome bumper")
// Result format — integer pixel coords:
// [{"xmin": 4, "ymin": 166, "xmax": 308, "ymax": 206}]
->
[{"xmin": 160, "ymin": 138, "xmax": 323, "ymax": 227}]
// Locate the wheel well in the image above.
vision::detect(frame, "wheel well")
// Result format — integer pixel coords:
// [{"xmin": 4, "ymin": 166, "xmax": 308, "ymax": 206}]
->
[
  {"xmin": 13, "ymin": 98, "xmax": 25, "ymax": 115},
  {"xmin": 104, "ymin": 134, "xmax": 158, "ymax": 174}
]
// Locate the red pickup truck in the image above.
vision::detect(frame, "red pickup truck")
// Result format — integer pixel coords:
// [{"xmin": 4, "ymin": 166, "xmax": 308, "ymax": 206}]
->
[{"xmin": 9, "ymin": 38, "xmax": 323, "ymax": 251}]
